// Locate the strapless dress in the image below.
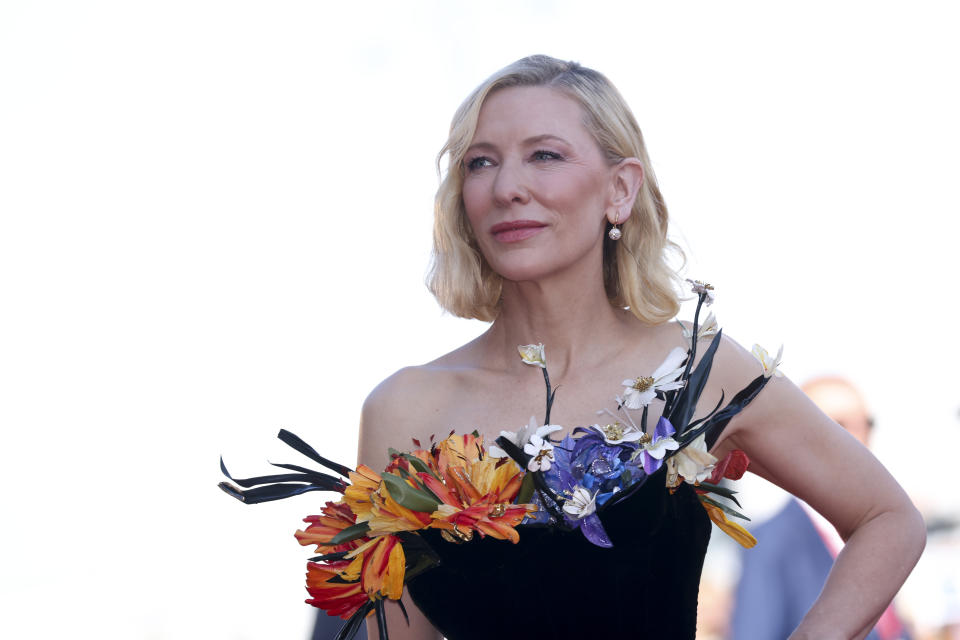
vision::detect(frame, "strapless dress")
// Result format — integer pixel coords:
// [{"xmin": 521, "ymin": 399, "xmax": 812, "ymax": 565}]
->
[{"xmin": 407, "ymin": 465, "xmax": 711, "ymax": 640}]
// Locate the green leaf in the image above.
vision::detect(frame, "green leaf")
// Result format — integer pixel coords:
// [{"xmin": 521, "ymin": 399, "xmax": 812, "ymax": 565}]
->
[
  {"xmin": 701, "ymin": 495, "xmax": 750, "ymax": 521},
  {"xmin": 697, "ymin": 481, "xmax": 742, "ymax": 508},
  {"xmin": 392, "ymin": 465, "xmax": 443, "ymax": 503},
  {"xmin": 387, "ymin": 450, "xmax": 441, "ymax": 482},
  {"xmin": 417, "ymin": 481, "xmax": 444, "ymax": 506},
  {"xmin": 398, "ymin": 453, "xmax": 437, "ymax": 478},
  {"xmin": 381, "ymin": 473, "xmax": 441, "ymax": 513},
  {"xmin": 329, "ymin": 521, "xmax": 370, "ymax": 545},
  {"xmin": 516, "ymin": 472, "xmax": 536, "ymax": 504}
]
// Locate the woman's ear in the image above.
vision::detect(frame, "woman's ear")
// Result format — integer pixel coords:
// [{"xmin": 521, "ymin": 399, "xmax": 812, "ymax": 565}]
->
[{"xmin": 607, "ymin": 158, "xmax": 644, "ymax": 224}]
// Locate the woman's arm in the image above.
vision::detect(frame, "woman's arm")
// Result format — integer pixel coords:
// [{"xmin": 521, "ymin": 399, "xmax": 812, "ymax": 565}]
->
[
  {"xmin": 711, "ymin": 336, "xmax": 925, "ymax": 640},
  {"xmin": 358, "ymin": 369, "xmax": 445, "ymax": 640}
]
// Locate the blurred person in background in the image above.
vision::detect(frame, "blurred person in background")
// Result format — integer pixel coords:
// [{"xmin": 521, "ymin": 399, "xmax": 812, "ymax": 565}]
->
[{"xmin": 729, "ymin": 376, "xmax": 911, "ymax": 640}]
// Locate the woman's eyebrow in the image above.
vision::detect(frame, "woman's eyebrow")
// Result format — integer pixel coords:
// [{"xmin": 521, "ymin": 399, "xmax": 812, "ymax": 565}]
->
[
  {"xmin": 466, "ymin": 134, "xmax": 571, "ymax": 155},
  {"xmin": 523, "ymin": 134, "xmax": 571, "ymax": 147},
  {"xmin": 465, "ymin": 141, "xmax": 497, "ymax": 155}
]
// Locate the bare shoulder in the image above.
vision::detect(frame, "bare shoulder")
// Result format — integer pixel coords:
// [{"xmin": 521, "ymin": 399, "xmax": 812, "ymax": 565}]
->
[
  {"xmin": 358, "ymin": 339, "xmax": 485, "ymax": 468},
  {"xmin": 678, "ymin": 326, "xmax": 781, "ymax": 455},
  {"xmin": 358, "ymin": 366, "xmax": 447, "ymax": 467},
  {"xmin": 704, "ymin": 332, "xmax": 816, "ymax": 463},
  {"xmin": 708, "ymin": 331, "xmax": 768, "ymax": 390},
  {"xmin": 647, "ymin": 315, "xmax": 761, "ymax": 384},
  {"xmin": 357, "ymin": 350, "xmax": 477, "ymax": 640}
]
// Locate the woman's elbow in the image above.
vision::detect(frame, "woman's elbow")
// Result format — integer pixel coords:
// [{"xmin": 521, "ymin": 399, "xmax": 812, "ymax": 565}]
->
[
  {"xmin": 903, "ymin": 501, "xmax": 927, "ymax": 562},
  {"xmin": 880, "ymin": 496, "xmax": 927, "ymax": 572}
]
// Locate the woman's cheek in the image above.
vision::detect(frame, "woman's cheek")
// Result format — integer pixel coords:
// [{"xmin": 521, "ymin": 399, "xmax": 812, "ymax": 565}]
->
[{"xmin": 462, "ymin": 185, "xmax": 490, "ymax": 228}]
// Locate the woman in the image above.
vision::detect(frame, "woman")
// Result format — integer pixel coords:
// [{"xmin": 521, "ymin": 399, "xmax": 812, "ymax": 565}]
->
[{"xmin": 358, "ymin": 55, "xmax": 924, "ymax": 639}]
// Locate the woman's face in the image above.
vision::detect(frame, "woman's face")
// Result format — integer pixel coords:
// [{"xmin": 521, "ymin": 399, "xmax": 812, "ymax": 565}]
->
[{"xmin": 462, "ymin": 86, "xmax": 616, "ymax": 284}]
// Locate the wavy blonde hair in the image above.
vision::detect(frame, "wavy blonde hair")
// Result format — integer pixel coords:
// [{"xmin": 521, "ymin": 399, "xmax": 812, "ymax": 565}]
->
[{"xmin": 427, "ymin": 55, "xmax": 683, "ymax": 323}]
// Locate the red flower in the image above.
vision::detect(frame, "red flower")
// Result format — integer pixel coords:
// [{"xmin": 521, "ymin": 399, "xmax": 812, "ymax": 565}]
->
[{"xmin": 706, "ymin": 449, "xmax": 749, "ymax": 484}]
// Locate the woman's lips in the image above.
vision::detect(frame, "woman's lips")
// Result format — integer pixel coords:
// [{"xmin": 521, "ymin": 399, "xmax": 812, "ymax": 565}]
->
[{"xmin": 490, "ymin": 220, "xmax": 547, "ymax": 243}]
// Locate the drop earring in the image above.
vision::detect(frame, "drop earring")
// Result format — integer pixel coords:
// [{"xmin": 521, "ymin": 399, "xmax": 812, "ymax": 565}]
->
[{"xmin": 608, "ymin": 211, "xmax": 622, "ymax": 240}]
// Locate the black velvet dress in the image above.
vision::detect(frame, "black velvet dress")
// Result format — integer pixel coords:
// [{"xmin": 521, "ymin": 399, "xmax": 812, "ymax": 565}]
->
[{"xmin": 406, "ymin": 466, "xmax": 712, "ymax": 640}]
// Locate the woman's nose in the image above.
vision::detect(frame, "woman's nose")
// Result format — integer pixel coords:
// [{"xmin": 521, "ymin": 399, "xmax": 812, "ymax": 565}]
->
[{"xmin": 491, "ymin": 159, "xmax": 530, "ymax": 206}]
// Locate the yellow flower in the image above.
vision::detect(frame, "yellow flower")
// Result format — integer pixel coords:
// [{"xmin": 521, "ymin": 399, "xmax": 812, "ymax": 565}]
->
[
  {"xmin": 700, "ymin": 498, "xmax": 756, "ymax": 548},
  {"xmin": 341, "ymin": 464, "xmax": 382, "ymax": 521}
]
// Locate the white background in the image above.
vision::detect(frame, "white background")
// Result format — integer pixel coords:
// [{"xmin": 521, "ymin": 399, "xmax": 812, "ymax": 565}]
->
[{"xmin": 1, "ymin": 1, "xmax": 958, "ymax": 638}]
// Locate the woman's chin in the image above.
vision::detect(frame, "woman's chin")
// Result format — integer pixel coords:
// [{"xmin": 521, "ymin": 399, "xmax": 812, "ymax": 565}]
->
[
  {"xmin": 490, "ymin": 261, "xmax": 564, "ymax": 285},
  {"xmin": 485, "ymin": 245, "xmax": 600, "ymax": 286}
]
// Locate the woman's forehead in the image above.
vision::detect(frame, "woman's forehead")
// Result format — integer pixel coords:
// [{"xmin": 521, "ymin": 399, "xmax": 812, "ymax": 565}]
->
[{"xmin": 472, "ymin": 85, "xmax": 590, "ymax": 145}]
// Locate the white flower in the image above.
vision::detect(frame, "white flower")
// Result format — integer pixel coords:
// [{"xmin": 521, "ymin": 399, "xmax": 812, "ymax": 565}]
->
[
  {"xmin": 562, "ymin": 486, "xmax": 598, "ymax": 519},
  {"xmin": 674, "ymin": 434, "xmax": 716, "ymax": 484},
  {"xmin": 523, "ymin": 433, "xmax": 556, "ymax": 472},
  {"xmin": 517, "ymin": 343, "xmax": 546, "ymax": 368},
  {"xmin": 679, "ymin": 312, "xmax": 718, "ymax": 342},
  {"xmin": 488, "ymin": 415, "xmax": 562, "ymax": 458},
  {"xmin": 686, "ymin": 279, "xmax": 716, "ymax": 305},
  {"xmin": 633, "ymin": 418, "xmax": 682, "ymax": 474},
  {"xmin": 620, "ymin": 346, "xmax": 688, "ymax": 409},
  {"xmin": 595, "ymin": 422, "xmax": 645, "ymax": 445},
  {"xmin": 752, "ymin": 344, "xmax": 784, "ymax": 378},
  {"xmin": 642, "ymin": 432, "xmax": 680, "ymax": 461}
]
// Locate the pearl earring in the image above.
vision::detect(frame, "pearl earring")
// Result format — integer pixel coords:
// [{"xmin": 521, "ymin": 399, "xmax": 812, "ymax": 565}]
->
[{"xmin": 608, "ymin": 211, "xmax": 622, "ymax": 241}]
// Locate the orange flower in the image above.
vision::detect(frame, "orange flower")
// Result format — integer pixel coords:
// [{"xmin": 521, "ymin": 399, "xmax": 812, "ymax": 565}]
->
[
  {"xmin": 342, "ymin": 464, "xmax": 382, "ymax": 521},
  {"xmin": 345, "ymin": 534, "xmax": 405, "ymax": 600},
  {"xmin": 419, "ymin": 434, "xmax": 537, "ymax": 542},
  {"xmin": 693, "ymin": 449, "xmax": 755, "ymax": 548},
  {"xmin": 431, "ymin": 499, "xmax": 534, "ymax": 543},
  {"xmin": 295, "ymin": 501, "xmax": 362, "ymax": 553},
  {"xmin": 342, "ymin": 433, "xmax": 535, "ymax": 542},
  {"xmin": 701, "ymin": 498, "xmax": 756, "ymax": 549},
  {"xmin": 343, "ymin": 460, "xmax": 438, "ymax": 537},
  {"xmin": 435, "ymin": 433, "xmax": 483, "ymax": 476},
  {"xmin": 304, "ymin": 559, "xmax": 368, "ymax": 619},
  {"xmin": 298, "ymin": 506, "xmax": 405, "ymax": 617},
  {"xmin": 365, "ymin": 478, "xmax": 433, "ymax": 536},
  {"xmin": 298, "ymin": 433, "xmax": 536, "ymax": 620}
]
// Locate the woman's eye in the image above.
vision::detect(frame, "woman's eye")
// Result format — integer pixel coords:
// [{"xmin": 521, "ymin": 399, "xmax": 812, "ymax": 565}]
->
[
  {"xmin": 465, "ymin": 156, "xmax": 493, "ymax": 171},
  {"xmin": 532, "ymin": 150, "xmax": 563, "ymax": 162}
]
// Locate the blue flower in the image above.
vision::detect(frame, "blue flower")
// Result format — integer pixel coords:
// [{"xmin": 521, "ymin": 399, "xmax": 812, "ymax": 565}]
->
[
  {"xmin": 637, "ymin": 417, "xmax": 680, "ymax": 475},
  {"xmin": 561, "ymin": 485, "xmax": 613, "ymax": 548},
  {"xmin": 532, "ymin": 432, "xmax": 642, "ymax": 548}
]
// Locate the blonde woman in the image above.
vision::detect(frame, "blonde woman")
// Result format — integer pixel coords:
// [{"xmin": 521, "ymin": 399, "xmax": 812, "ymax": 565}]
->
[{"xmin": 358, "ymin": 55, "xmax": 924, "ymax": 640}]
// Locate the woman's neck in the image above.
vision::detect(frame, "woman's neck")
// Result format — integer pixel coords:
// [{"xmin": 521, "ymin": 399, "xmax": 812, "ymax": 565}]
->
[{"xmin": 482, "ymin": 272, "xmax": 637, "ymax": 379}]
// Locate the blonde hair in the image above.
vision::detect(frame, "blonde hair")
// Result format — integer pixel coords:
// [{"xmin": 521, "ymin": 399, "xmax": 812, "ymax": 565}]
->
[{"xmin": 427, "ymin": 55, "xmax": 683, "ymax": 323}]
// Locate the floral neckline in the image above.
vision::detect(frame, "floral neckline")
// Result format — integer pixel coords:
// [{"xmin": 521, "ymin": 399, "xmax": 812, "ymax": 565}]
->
[{"xmin": 218, "ymin": 279, "xmax": 782, "ymax": 640}]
